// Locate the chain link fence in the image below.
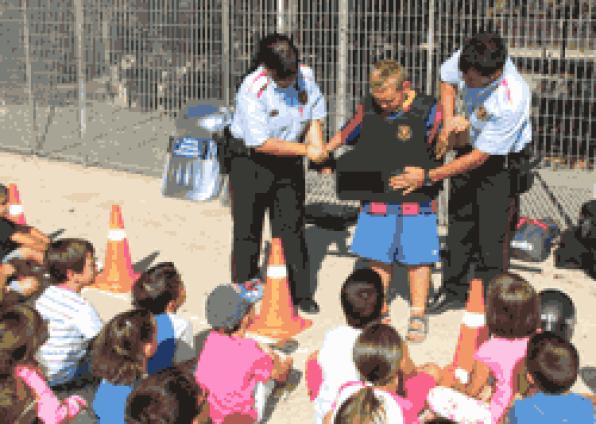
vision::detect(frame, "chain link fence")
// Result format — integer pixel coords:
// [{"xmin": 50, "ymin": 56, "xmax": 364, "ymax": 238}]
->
[{"xmin": 0, "ymin": 0, "xmax": 594, "ymax": 225}]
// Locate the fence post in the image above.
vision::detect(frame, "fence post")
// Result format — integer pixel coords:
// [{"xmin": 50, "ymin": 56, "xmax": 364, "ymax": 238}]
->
[
  {"xmin": 22, "ymin": 0, "xmax": 37, "ymax": 154},
  {"xmin": 74, "ymin": 0, "xmax": 86, "ymax": 140},
  {"xmin": 277, "ymin": 0, "xmax": 286, "ymax": 33},
  {"xmin": 336, "ymin": 0, "xmax": 348, "ymax": 133},
  {"xmin": 426, "ymin": 0, "xmax": 435, "ymax": 94},
  {"xmin": 222, "ymin": 0, "xmax": 230, "ymax": 106}
]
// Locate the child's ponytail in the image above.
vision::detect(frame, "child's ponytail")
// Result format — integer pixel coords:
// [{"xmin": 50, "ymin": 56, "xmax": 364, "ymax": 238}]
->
[{"xmin": 334, "ymin": 386, "xmax": 385, "ymax": 424}]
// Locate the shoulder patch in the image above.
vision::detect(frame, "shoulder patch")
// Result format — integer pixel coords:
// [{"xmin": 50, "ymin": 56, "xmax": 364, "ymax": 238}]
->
[
  {"xmin": 299, "ymin": 64, "xmax": 314, "ymax": 81},
  {"xmin": 249, "ymin": 72, "xmax": 269, "ymax": 97}
]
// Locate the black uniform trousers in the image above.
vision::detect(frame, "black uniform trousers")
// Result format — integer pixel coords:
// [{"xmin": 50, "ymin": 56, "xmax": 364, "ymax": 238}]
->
[
  {"xmin": 442, "ymin": 150, "xmax": 519, "ymax": 298},
  {"xmin": 229, "ymin": 151, "xmax": 310, "ymax": 302}
]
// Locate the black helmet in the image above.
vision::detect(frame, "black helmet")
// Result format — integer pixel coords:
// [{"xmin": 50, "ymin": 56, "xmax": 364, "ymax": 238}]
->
[{"xmin": 539, "ymin": 289, "xmax": 576, "ymax": 341}]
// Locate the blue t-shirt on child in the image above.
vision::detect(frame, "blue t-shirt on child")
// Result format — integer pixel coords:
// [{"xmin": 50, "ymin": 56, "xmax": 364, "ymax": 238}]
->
[
  {"xmin": 93, "ymin": 380, "xmax": 134, "ymax": 423},
  {"xmin": 147, "ymin": 312, "xmax": 176, "ymax": 375},
  {"xmin": 508, "ymin": 392, "xmax": 594, "ymax": 423}
]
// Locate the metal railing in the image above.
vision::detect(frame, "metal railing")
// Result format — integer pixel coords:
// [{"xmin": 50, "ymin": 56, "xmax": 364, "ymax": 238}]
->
[{"xmin": 0, "ymin": 0, "xmax": 594, "ymax": 209}]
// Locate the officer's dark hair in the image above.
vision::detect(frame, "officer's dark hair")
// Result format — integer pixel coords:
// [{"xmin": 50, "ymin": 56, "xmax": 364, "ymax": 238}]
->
[
  {"xmin": 486, "ymin": 272, "xmax": 540, "ymax": 338},
  {"xmin": 526, "ymin": 331, "xmax": 579, "ymax": 394},
  {"xmin": 459, "ymin": 31, "xmax": 508, "ymax": 77},
  {"xmin": 255, "ymin": 33, "xmax": 299, "ymax": 79},
  {"xmin": 340, "ymin": 268, "xmax": 384, "ymax": 329}
]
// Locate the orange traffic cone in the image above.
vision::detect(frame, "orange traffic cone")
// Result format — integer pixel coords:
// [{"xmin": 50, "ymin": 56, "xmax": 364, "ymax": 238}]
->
[
  {"xmin": 247, "ymin": 237, "xmax": 312, "ymax": 341},
  {"xmin": 93, "ymin": 204, "xmax": 139, "ymax": 293},
  {"xmin": 441, "ymin": 278, "xmax": 489, "ymax": 387},
  {"xmin": 7, "ymin": 183, "xmax": 26, "ymax": 225}
]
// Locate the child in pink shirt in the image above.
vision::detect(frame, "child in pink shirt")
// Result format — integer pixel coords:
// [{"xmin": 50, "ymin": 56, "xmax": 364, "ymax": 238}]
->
[
  {"xmin": 0, "ymin": 304, "xmax": 86, "ymax": 424},
  {"xmin": 324, "ymin": 323, "xmax": 438, "ymax": 424},
  {"xmin": 195, "ymin": 284, "xmax": 293, "ymax": 424},
  {"xmin": 428, "ymin": 272, "xmax": 540, "ymax": 424}
]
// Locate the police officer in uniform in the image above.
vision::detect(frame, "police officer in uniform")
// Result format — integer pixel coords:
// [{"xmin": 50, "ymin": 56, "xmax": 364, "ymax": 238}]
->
[
  {"xmin": 229, "ymin": 33, "xmax": 327, "ymax": 314},
  {"xmin": 390, "ymin": 31, "xmax": 533, "ymax": 313}
]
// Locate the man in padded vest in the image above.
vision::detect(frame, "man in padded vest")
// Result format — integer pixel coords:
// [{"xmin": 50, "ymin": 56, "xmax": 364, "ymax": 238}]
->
[{"xmin": 326, "ymin": 60, "xmax": 442, "ymax": 343}]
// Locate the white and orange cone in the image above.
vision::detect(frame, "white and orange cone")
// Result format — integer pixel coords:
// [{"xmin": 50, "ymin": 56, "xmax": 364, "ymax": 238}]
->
[
  {"xmin": 441, "ymin": 278, "xmax": 489, "ymax": 387},
  {"xmin": 93, "ymin": 204, "xmax": 139, "ymax": 293},
  {"xmin": 7, "ymin": 183, "xmax": 26, "ymax": 225},
  {"xmin": 247, "ymin": 237, "xmax": 312, "ymax": 341}
]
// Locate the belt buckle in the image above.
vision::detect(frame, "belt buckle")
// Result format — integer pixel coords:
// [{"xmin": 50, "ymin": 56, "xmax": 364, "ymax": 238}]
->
[{"xmin": 401, "ymin": 202, "xmax": 420, "ymax": 216}]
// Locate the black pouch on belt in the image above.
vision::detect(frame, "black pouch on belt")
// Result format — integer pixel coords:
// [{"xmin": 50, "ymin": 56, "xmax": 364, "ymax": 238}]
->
[
  {"xmin": 216, "ymin": 127, "xmax": 250, "ymax": 174},
  {"xmin": 509, "ymin": 146, "xmax": 535, "ymax": 195}
]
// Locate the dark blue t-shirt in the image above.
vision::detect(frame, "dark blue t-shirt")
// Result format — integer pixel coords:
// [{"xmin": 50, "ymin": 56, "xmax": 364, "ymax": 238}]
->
[{"xmin": 508, "ymin": 392, "xmax": 594, "ymax": 423}]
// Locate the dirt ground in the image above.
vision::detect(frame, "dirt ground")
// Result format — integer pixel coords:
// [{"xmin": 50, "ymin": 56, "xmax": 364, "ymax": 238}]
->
[{"xmin": 1, "ymin": 151, "xmax": 595, "ymax": 423}]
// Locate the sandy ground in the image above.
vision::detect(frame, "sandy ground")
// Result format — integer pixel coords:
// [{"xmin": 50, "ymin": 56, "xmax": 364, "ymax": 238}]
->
[{"xmin": 1, "ymin": 151, "xmax": 595, "ymax": 423}]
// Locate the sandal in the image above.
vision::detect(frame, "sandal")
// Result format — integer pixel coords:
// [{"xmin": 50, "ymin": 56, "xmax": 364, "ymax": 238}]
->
[{"xmin": 406, "ymin": 315, "xmax": 428, "ymax": 344}]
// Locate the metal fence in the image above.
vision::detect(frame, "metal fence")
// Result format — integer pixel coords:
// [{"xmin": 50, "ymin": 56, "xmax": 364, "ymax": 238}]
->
[{"xmin": 0, "ymin": 0, "xmax": 594, "ymax": 188}]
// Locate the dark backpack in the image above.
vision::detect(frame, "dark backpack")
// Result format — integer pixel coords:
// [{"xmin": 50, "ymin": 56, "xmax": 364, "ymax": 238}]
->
[
  {"xmin": 554, "ymin": 227, "xmax": 588, "ymax": 270},
  {"xmin": 578, "ymin": 200, "xmax": 596, "ymax": 245},
  {"xmin": 510, "ymin": 217, "xmax": 559, "ymax": 262}
]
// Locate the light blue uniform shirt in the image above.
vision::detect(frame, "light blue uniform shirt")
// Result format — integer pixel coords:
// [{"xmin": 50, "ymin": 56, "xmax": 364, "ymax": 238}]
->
[
  {"xmin": 230, "ymin": 64, "xmax": 327, "ymax": 148},
  {"xmin": 440, "ymin": 49, "xmax": 532, "ymax": 155}
]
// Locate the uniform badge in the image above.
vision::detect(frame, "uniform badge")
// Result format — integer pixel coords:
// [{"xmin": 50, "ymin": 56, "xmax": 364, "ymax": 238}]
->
[
  {"xmin": 475, "ymin": 105, "xmax": 488, "ymax": 121},
  {"xmin": 298, "ymin": 90, "xmax": 308, "ymax": 105},
  {"xmin": 396, "ymin": 125, "xmax": 412, "ymax": 141},
  {"xmin": 269, "ymin": 109, "xmax": 279, "ymax": 117}
]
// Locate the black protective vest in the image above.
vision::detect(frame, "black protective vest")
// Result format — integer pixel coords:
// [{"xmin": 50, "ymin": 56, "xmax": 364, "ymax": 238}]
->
[{"xmin": 336, "ymin": 93, "xmax": 441, "ymax": 203}]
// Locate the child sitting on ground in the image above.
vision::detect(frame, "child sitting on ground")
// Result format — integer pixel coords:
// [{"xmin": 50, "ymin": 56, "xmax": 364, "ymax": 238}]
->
[
  {"xmin": 35, "ymin": 238, "xmax": 103, "ymax": 387},
  {"xmin": 92, "ymin": 309, "xmax": 157, "ymax": 423},
  {"xmin": 324, "ymin": 323, "xmax": 438, "ymax": 424},
  {"xmin": 195, "ymin": 284, "xmax": 293, "ymax": 424},
  {"xmin": 125, "ymin": 365, "xmax": 210, "ymax": 424},
  {"xmin": 132, "ymin": 262, "xmax": 194, "ymax": 373},
  {"xmin": 508, "ymin": 331, "xmax": 594, "ymax": 423},
  {"xmin": 0, "ymin": 183, "xmax": 49, "ymax": 265},
  {"xmin": 313, "ymin": 268, "xmax": 417, "ymax": 423},
  {"xmin": 0, "ymin": 304, "xmax": 86, "ymax": 423},
  {"xmin": 427, "ymin": 272, "xmax": 541, "ymax": 424}
]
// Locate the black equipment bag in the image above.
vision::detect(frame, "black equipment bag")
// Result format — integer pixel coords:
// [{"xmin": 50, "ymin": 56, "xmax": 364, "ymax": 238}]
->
[
  {"xmin": 554, "ymin": 227, "xmax": 588, "ymax": 269},
  {"xmin": 510, "ymin": 217, "xmax": 559, "ymax": 262},
  {"xmin": 578, "ymin": 200, "xmax": 596, "ymax": 245}
]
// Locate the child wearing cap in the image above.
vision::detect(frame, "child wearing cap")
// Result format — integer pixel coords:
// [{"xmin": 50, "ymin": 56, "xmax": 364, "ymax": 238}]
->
[
  {"xmin": 195, "ymin": 283, "xmax": 293, "ymax": 424},
  {"xmin": 132, "ymin": 262, "xmax": 194, "ymax": 374},
  {"xmin": 508, "ymin": 332, "xmax": 594, "ymax": 423}
]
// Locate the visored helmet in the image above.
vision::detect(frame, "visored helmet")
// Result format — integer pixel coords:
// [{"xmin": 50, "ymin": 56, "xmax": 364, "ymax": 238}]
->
[{"xmin": 539, "ymin": 289, "xmax": 576, "ymax": 341}]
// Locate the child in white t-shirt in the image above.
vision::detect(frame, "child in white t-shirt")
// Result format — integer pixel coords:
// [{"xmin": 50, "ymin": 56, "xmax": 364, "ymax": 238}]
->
[{"xmin": 35, "ymin": 238, "xmax": 102, "ymax": 387}]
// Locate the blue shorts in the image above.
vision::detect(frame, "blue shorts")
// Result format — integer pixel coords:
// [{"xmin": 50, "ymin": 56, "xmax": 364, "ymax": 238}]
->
[{"xmin": 351, "ymin": 202, "xmax": 440, "ymax": 266}]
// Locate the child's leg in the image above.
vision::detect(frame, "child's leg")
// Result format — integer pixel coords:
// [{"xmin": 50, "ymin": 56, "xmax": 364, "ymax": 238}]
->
[
  {"xmin": 406, "ymin": 264, "xmax": 431, "ymax": 342},
  {"xmin": 254, "ymin": 379, "xmax": 276, "ymax": 422},
  {"xmin": 427, "ymin": 386, "xmax": 491, "ymax": 424}
]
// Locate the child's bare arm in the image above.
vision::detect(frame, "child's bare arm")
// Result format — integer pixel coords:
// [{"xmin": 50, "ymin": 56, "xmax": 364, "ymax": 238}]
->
[
  {"xmin": 257, "ymin": 342, "xmax": 292, "ymax": 383},
  {"xmin": 11, "ymin": 231, "xmax": 48, "ymax": 252},
  {"xmin": 28, "ymin": 226, "xmax": 50, "ymax": 245},
  {"xmin": 465, "ymin": 360, "xmax": 491, "ymax": 398},
  {"xmin": 400, "ymin": 341, "xmax": 417, "ymax": 377}
]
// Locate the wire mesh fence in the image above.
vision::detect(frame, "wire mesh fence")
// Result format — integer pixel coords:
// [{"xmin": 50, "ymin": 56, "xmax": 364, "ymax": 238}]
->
[{"xmin": 0, "ymin": 0, "xmax": 594, "ymax": 219}]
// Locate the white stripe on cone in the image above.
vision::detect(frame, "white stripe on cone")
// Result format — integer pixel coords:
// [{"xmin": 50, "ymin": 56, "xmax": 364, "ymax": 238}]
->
[
  {"xmin": 9, "ymin": 205, "xmax": 24, "ymax": 215},
  {"xmin": 267, "ymin": 265, "xmax": 287, "ymax": 279},
  {"xmin": 462, "ymin": 311, "xmax": 485, "ymax": 328},
  {"xmin": 108, "ymin": 229, "xmax": 127, "ymax": 241},
  {"xmin": 454, "ymin": 367, "xmax": 470, "ymax": 385}
]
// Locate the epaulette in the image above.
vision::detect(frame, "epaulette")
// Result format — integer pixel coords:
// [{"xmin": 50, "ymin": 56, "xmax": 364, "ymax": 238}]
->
[{"xmin": 299, "ymin": 64, "xmax": 314, "ymax": 81}]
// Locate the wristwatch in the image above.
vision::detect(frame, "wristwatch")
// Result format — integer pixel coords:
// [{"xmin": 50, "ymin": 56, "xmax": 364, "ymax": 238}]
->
[{"xmin": 423, "ymin": 168, "xmax": 433, "ymax": 187}]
